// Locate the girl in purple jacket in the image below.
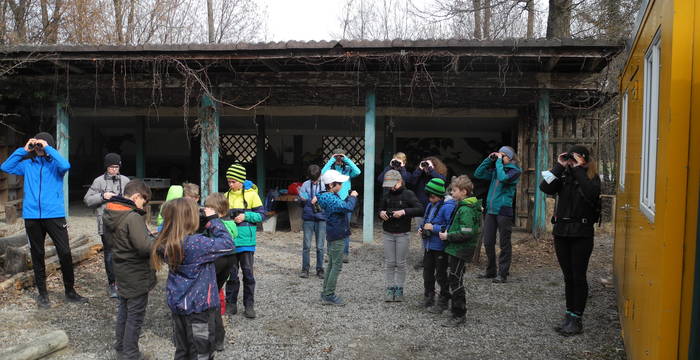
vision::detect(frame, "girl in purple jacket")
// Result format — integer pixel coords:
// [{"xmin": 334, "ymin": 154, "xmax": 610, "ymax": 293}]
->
[{"xmin": 151, "ymin": 198, "xmax": 234, "ymax": 360}]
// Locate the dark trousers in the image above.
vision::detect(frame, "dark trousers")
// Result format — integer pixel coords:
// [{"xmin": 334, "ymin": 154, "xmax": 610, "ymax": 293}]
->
[
  {"xmin": 115, "ymin": 293, "xmax": 149, "ymax": 359},
  {"xmin": 213, "ymin": 254, "xmax": 234, "ymax": 348},
  {"xmin": 225, "ymin": 252, "xmax": 255, "ymax": 307},
  {"xmin": 448, "ymin": 255, "xmax": 467, "ymax": 317},
  {"xmin": 554, "ymin": 236, "xmax": 594, "ymax": 316},
  {"xmin": 101, "ymin": 234, "xmax": 115, "ymax": 285},
  {"xmin": 25, "ymin": 218, "xmax": 75, "ymax": 293},
  {"xmin": 423, "ymin": 249, "xmax": 449, "ymax": 303},
  {"xmin": 483, "ymin": 214, "xmax": 513, "ymax": 277},
  {"xmin": 172, "ymin": 308, "xmax": 217, "ymax": 360}
]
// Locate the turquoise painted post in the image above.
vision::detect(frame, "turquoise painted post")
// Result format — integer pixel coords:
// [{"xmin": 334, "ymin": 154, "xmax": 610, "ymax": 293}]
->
[
  {"xmin": 533, "ymin": 91, "xmax": 550, "ymax": 236},
  {"xmin": 363, "ymin": 90, "xmax": 376, "ymax": 244},
  {"xmin": 135, "ymin": 117, "xmax": 145, "ymax": 178},
  {"xmin": 56, "ymin": 103, "xmax": 70, "ymax": 217},
  {"xmin": 255, "ymin": 115, "xmax": 266, "ymax": 197},
  {"xmin": 199, "ymin": 95, "xmax": 220, "ymax": 202}
]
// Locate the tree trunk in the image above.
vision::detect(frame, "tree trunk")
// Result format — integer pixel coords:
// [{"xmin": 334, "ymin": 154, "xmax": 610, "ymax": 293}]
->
[
  {"xmin": 113, "ymin": 0, "xmax": 123, "ymax": 44},
  {"xmin": 526, "ymin": 0, "xmax": 534, "ymax": 39},
  {"xmin": 546, "ymin": 0, "xmax": 571, "ymax": 39},
  {"xmin": 207, "ymin": 0, "xmax": 214, "ymax": 44},
  {"xmin": 472, "ymin": 0, "xmax": 482, "ymax": 40},
  {"xmin": 39, "ymin": 0, "xmax": 61, "ymax": 44},
  {"xmin": 482, "ymin": 0, "xmax": 491, "ymax": 40},
  {"xmin": 125, "ymin": 0, "xmax": 136, "ymax": 44},
  {"xmin": 604, "ymin": 0, "xmax": 621, "ymax": 38},
  {"xmin": 0, "ymin": 0, "xmax": 8, "ymax": 44},
  {"xmin": 7, "ymin": 0, "xmax": 28, "ymax": 43}
]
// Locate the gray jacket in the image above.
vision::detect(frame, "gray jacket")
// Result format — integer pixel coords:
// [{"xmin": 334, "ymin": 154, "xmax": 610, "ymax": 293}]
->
[{"xmin": 84, "ymin": 174, "xmax": 130, "ymax": 234}]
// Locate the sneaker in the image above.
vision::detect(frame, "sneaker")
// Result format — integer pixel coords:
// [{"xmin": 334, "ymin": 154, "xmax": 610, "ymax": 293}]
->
[
  {"xmin": 384, "ymin": 287, "xmax": 395, "ymax": 302},
  {"xmin": 442, "ymin": 316, "xmax": 466, "ymax": 327},
  {"xmin": 244, "ymin": 306, "xmax": 256, "ymax": 319},
  {"xmin": 492, "ymin": 275, "xmax": 508, "ymax": 284},
  {"xmin": 65, "ymin": 289, "xmax": 88, "ymax": 303},
  {"xmin": 394, "ymin": 287, "xmax": 404, "ymax": 302},
  {"xmin": 215, "ymin": 342, "xmax": 224, "ymax": 352},
  {"xmin": 37, "ymin": 292, "xmax": 50, "ymax": 309},
  {"xmin": 343, "ymin": 254, "xmax": 349, "ymax": 263},
  {"xmin": 423, "ymin": 295, "xmax": 435, "ymax": 308},
  {"xmin": 476, "ymin": 273, "xmax": 496, "ymax": 279},
  {"xmin": 300, "ymin": 270, "xmax": 309, "ymax": 278},
  {"xmin": 322, "ymin": 294, "xmax": 346, "ymax": 306},
  {"xmin": 228, "ymin": 302, "xmax": 238, "ymax": 315},
  {"xmin": 558, "ymin": 313, "xmax": 583, "ymax": 336},
  {"xmin": 427, "ymin": 302, "xmax": 448, "ymax": 314},
  {"xmin": 316, "ymin": 269, "xmax": 325, "ymax": 279},
  {"xmin": 553, "ymin": 312, "xmax": 572, "ymax": 332},
  {"xmin": 108, "ymin": 283, "xmax": 118, "ymax": 299}
]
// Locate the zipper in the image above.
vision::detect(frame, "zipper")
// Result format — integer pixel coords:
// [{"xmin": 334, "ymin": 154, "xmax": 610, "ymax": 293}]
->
[{"xmin": 39, "ymin": 160, "xmax": 44, "ymax": 218}]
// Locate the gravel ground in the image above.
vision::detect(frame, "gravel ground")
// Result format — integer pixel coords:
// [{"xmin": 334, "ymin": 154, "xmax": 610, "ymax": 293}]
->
[{"xmin": 0, "ymin": 205, "xmax": 625, "ymax": 360}]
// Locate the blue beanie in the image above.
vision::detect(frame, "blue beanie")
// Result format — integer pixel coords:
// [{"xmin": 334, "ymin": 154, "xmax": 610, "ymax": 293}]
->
[{"xmin": 498, "ymin": 146, "xmax": 516, "ymax": 160}]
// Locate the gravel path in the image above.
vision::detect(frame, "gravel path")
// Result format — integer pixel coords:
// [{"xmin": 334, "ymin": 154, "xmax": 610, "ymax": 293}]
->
[{"xmin": 0, "ymin": 207, "xmax": 625, "ymax": 360}]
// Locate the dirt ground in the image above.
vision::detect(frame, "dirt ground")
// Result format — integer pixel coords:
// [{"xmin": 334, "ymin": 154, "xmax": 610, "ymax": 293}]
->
[{"xmin": 0, "ymin": 208, "xmax": 625, "ymax": 360}]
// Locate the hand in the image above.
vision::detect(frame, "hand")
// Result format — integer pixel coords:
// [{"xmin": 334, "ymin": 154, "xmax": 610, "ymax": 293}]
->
[
  {"xmin": 495, "ymin": 153, "xmax": 503, "ymax": 159},
  {"xmin": 350, "ymin": 190, "xmax": 359, "ymax": 197},
  {"xmin": 417, "ymin": 228, "xmax": 423, "ymax": 236},
  {"xmin": 392, "ymin": 209, "xmax": 406, "ymax": 218},
  {"xmin": 439, "ymin": 231, "xmax": 448, "ymax": 241},
  {"xmin": 35, "ymin": 139, "xmax": 48, "ymax": 148},
  {"xmin": 23, "ymin": 139, "xmax": 36, "ymax": 152},
  {"xmin": 311, "ymin": 196, "xmax": 318, "ymax": 204},
  {"xmin": 203, "ymin": 207, "xmax": 216, "ymax": 217},
  {"xmin": 572, "ymin": 153, "xmax": 585, "ymax": 167},
  {"xmin": 380, "ymin": 211, "xmax": 389, "ymax": 221},
  {"xmin": 103, "ymin": 192, "xmax": 116, "ymax": 200},
  {"xmin": 557, "ymin": 152, "xmax": 570, "ymax": 167},
  {"xmin": 234, "ymin": 213, "xmax": 246, "ymax": 223},
  {"xmin": 423, "ymin": 223, "xmax": 433, "ymax": 231},
  {"xmin": 425, "ymin": 160, "xmax": 434, "ymax": 169}
]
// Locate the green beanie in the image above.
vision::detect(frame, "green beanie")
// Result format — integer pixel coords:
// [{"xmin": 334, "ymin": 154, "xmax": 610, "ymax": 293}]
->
[
  {"xmin": 425, "ymin": 178, "xmax": 446, "ymax": 197},
  {"xmin": 226, "ymin": 164, "xmax": 246, "ymax": 183}
]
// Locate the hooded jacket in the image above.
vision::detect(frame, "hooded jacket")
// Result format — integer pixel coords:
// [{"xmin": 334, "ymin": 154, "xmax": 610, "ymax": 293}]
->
[
  {"xmin": 224, "ymin": 181, "xmax": 265, "ymax": 252},
  {"xmin": 102, "ymin": 196, "xmax": 156, "ymax": 299},
  {"xmin": 474, "ymin": 157, "xmax": 522, "ymax": 216},
  {"xmin": 165, "ymin": 218, "xmax": 235, "ymax": 315},
  {"xmin": 420, "ymin": 199, "xmax": 457, "ymax": 251},
  {"xmin": 321, "ymin": 157, "xmax": 361, "ymax": 200},
  {"xmin": 444, "ymin": 197, "xmax": 483, "ymax": 260},
  {"xmin": 84, "ymin": 173, "xmax": 130, "ymax": 235},
  {"xmin": 408, "ymin": 168, "xmax": 446, "ymax": 206},
  {"xmin": 318, "ymin": 191, "xmax": 357, "ymax": 241},
  {"xmin": 1, "ymin": 146, "xmax": 70, "ymax": 219},
  {"xmin": 299, "ymin": 179, "xmax": 326, "ymax": 222},
  {"xmin": 377, "ymin": 186, "xmax": 424, "ymax": 233}
]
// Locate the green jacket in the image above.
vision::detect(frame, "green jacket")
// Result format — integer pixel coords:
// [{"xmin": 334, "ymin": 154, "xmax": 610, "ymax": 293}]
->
[
  {"xmin": 474, "ymin": 157, "xmax": 522, "ymax": 216},
  {"xmin": 224, "ymin": 185, "xmax": 265, "ymax": 250},
  {"xmin": 444, "ymin": 197, "xmax": 483, "ymax": 260}
]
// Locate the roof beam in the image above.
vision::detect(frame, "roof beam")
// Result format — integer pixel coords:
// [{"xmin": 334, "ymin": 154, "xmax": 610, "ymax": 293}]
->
[{"xmin": 259, "ymin": 59, "xmax": 281, "ymax": 72}]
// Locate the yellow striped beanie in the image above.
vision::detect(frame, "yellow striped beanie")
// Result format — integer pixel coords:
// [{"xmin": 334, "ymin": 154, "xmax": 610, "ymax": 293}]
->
[{"xmin": 226, "ymin": 164, "xmax": 246, "ymax": 183}]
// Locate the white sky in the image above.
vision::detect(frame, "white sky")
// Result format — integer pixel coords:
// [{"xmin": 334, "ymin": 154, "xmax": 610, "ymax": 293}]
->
[{"xmin": 263, "ymin": 0, "xmax": 346, "ymax": 42}]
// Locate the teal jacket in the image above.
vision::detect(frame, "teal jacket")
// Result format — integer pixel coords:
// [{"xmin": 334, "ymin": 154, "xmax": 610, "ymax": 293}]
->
[
  {"xmin": 321, "ymin": 157, "xmax": 361, "ymax": 200},
  {"xmin": 474, "ymin": 157, "xmax": 522, "ymax": 216}
]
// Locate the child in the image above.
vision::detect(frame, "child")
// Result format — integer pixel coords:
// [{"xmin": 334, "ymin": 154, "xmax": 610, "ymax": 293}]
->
[
  {"xmin": 203, "ymin": 193, "xmax": 238, "ymax": 351},
  {"xmin": 419, "ymin": 178, "xmax": 456, "ymax": 312},
  {"xmin": 438, "ymin": 175, "xmax": 482, "ymax": 327},
  {"xmin": 317, "ymin": 170, "xmax": 358, "ymax": 306},
  {"xmin": 378, "ymin": 170, "xmax": 423, "ymax": 302},
  {"xmin": 223, "ymin": 164, "xmax": 265, "ymax": 319},
  {"xmin": 298, "ymin": 164, "xmax": 326, "ymax": 279},
  {"xmin": 151, "ymin": 197, "xmax": 234, "ymax": 360},
  {"xmin": 156, "ymin": 182, "xmax": 201, "ymax": 227},
  {"xmin": 102, "ymin": 179, "xmax": 155, "ymax": 359}
]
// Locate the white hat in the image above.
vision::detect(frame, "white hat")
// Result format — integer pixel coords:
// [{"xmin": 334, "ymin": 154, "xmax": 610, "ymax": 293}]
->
[{"xmin": 321, "ymin": 169, "xmax": 349, "ymax": 185}]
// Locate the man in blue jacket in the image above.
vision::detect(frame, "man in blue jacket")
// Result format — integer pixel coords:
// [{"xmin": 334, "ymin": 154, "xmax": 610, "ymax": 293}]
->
[
  {"xmin": 298, "ymin": 165, "xmax": 326, "ymax": 279},
  {"xmin": 1, "ymin": 133, "xmax": 88, "ymax": 308}
]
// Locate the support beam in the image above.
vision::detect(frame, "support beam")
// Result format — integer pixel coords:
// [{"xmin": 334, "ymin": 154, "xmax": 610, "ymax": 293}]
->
[
  {"xmin": 135, "ymin": 117, "xmax": 145, "ymax": 178},
  {"xmin": 56, "ymin": 103, "xmax": 69, "ymax": 217},
  {"xmin": 382, "ymin": 116, "xmax": 395, "ymax": 167},
  {"xmin": 199, "ymin": 95, "xmax": 220, "ymax": 201},
  {"xmin": 255, "ymin": 115, "xmax": 266, "ymax": 197},
  {"xmin": 533, "ymin": 91, "xmax": 550, "ymax": 236},
  {"xmin": 363, "ymin": 90, "xmax": 376, "ymax": 244}
]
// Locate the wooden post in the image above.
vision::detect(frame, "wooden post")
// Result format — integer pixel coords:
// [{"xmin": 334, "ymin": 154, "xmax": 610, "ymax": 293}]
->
[
  {"xmin": 199, "ymin": 95, "xmax": 219, "ymax": 201},
  {"xmin": 382, "ymin": 116, "xmax": 395, "ymax": 167},
  {"xmin": 255, "ymin": 115, "xmax": 266, "ymax": 197},
  {"xmin": 294, "ymin": 134, "xmax": 303, "ymax": 177},
  {"xmin": 363, "ymin": 90, "xmax": 376, "ymax": 244},
  {"xmin": 533, "ymin": 91, "xmax": 550, "ymax": 236},
  {"xmin": 135, "ymin": 117, "xmax": 145, "ymax": 178},
  {"xmin": 56, "ymin": 103, "xmax": 69, "ymax": 217}
]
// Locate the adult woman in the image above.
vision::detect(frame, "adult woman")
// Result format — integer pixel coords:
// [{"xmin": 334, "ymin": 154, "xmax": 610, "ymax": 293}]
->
[{"xmin": 539, "ymin": 145, "xmax": 601, "ymax": 336}]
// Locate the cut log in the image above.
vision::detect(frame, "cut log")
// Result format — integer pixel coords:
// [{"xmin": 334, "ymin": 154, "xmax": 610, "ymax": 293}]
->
[
  {"xmin": 0, "ymin": 330, "xmax": 69, "ymax": 360},
  {"xmin": 3, "ymin": 235, "xmax": 92, "ymax": 274},
  {"xmin": 0, "ymin": 233, "xmax": 28, "ymax": 255}
]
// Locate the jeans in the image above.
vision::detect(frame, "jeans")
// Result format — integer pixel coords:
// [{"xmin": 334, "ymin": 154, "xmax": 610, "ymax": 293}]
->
[
  {"xmin": 423, "ymin": 249, "xmax": 449, "ymax": 302},
  {"xmin": 448, "ymin": 255, "xmax": 467, "ymax": 317},
  {"xmin": 225, "ymin": 252, "xmax": 255, "ymax": 307},
  {"xmin": 554, "ymin": 236, "xmax": 594, "ymax": 316},
  {"xmin": 383, "ymin": 232, "xmax": 410, "ymax": 288},
  {"xmin": 115, "ymin": 293, "xmax": 149, "ymax": 359},
  {"xmin": 101, "ymin": 234, "xmax": 115, "ymax": 285},
  {"xmin": 25, "ymin": 218, "xmax": 75, "ymax": 293},
  {"xmin": 344, "ymin": 213, "xmax": 351, "ymax": 255},
  {"xmin": 302, "ymin": 221, "xmax": 326, "ymax": 272},
  {"xmin": 483, "ymin": 214, "xmax": 513, "ymax": 277},
  {"xmin": 172, "ymin": 308, "xmax": 217, "ymax": 360},
  {"xmin": 322, "ymin": 239, "xmax": 345, "ymax": 296}
]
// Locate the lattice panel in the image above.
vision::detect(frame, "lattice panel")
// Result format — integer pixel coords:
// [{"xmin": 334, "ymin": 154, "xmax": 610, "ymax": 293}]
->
[
  {"xmin": 323, "ymin": 136, "xmax": 365, "ymax": 165},
  {"xmin": 220, "ymin": 134, "xmax": 269, "ymax": 164}
]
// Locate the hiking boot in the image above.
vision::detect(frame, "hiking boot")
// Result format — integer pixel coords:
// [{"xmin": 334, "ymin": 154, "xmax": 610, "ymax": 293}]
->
[
  {"xmin": 384, "ymin": 287, "xmax": 395, "ymax": 302},
  {"xmin": 553, "ymin": 312, "xmax": 572, "ymax": 332},
  {"xmin": 65, "ymin": 288, "xmax": 89, "ymax": 303},
  {"xmin": 423, "ymin": 295, "xmax": 435, "ymax": 308},
  {"xmin": 476, "ymin": 272, "xmax": 496, "ymax": 279},
  {"xmin": 558, "ymin": 313, "xmax": 583, "ymax": 336},
  {"xmin": 316, "ymin": 269, "xmax": 325, "ymax": 279},
  {"xmin": 228, "ymin": 302, "xmax": 238, "ymax": 315},
  {"xmin": 244, "ymin": 306, "xmax": 256, "ymax": 319},
  {"xmin": 322, "ymin": 294, "xmax": 346, "ymax": 306},
  {"xmin": 37, "ymin": 292, "xmax": 50, "ymax": 309},
  {"xmin": 427, "ymin": 302, "xmax": 448, "ymax": 314},
  {"xmin": 343, "ymin": 254, "xmax": 349, "ymax": 263},
  {"xmin": 108, "ymin": 283, "xmax": 118, "ymax": 299},
  {"xmin": 442, "ymin": 316, "xmax": 466, "ymax": 327},
  {"xmin": 300, "ymin": 270, "xmax": 309, "ymax": 278},
  {"xmin": 492, "ymin": 275, "xmax": 507, "ymax": 283},
  {"xmin": 394, "ymin": 287, "xmax": 404, "ymax": 302},
  {"xmin": 215, "ymin": 342, "xmax": 225, "ymax": 352}
]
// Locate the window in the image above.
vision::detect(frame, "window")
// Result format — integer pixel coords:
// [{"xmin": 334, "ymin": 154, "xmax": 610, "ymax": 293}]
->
[
  {"xmin": 640, "ymin": 32, "xmax": 660, "ymax": 222},
  {"xmin": 619, "ymin": 91, "xmax": 629, "ymax": 191}
]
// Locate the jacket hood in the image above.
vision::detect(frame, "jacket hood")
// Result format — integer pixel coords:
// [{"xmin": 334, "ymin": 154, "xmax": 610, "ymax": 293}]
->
[
  {"xmin": 459, "ymin": 196, "xmax": 481, "ymax": 208},
  {"xmin": 103, "ymin": 196, "xmax": 142, "ymax": 232}
]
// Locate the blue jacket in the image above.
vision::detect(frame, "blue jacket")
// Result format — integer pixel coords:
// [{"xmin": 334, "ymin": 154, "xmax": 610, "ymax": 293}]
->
[
  {"xmin": 0, "ymin": 146, "xmax": 70, "ymax": 219},
  {"xmin": 474, "ymin": 157, "xmax": 522, "ymax": 216},
  {"xmin": 299, "ymin": 180, "xmax": 326, "ymax": 222},
  {"xmin": 321, "ymin": 157, "xmax": 361, "ymax": 200},
  {"xmin": 408, "ymin": 168, "xmax": 446, "ymax": 206},
  {"xmin": 166, "ymin": 219, "xmax": 235, "ymax": 315},
  {"xmin": 318, "ymin": 192, "xmax": 357, "ymax": 241},
  {"xmin": 420, "ymin": 199, "xmax": 456, "ymax": 251}
]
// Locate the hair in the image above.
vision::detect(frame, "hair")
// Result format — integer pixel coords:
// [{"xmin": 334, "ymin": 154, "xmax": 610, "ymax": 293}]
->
[
  {"xmin": 182, "ymin": 182, "xmax": 200, "ymax": 200},
  {"xmin": 205, "ymin": 192, "xmax": 229, "ymax": 217},
  {"xmin": 585, "ymin": 158, "xmax": 598, "ymax": 180},
  {"xmin": 151, "ymin": 197, "xmax": 199, "ymax": 271},
  {"xmin": 451, "ymin": 175, "xmax": 474, "ymax": 195},
  {"xmin": 393, "ymin": 152, "xmax": 407, "ymax": 164},
  {"xmin": 424, "ymin": 156, "xmax": 448, "ymax": 177},
  {"xmin": 307, "ymin": 164, "xmax": 321, "ymax": 181},
  {"xmin": 123, "ymin": 179, "xmax": 152, "ymax": 201}
]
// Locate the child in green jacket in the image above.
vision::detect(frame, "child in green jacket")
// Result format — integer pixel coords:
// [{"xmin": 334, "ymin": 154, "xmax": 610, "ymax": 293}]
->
[{"xmin": 438, "ymin": 175, "xmax": 482, "ymax": 327}]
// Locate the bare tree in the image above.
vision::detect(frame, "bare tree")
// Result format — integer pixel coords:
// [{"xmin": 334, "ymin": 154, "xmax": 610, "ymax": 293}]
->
[{"xmin": 546, "ymin": 0, "xmax": 571, "ymax": 38}]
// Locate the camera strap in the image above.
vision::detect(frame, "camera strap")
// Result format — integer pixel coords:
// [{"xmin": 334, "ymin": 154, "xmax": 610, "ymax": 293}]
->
[{"xmin": 428, "ymin": 202, "xmax": 444, "ymax": 223}]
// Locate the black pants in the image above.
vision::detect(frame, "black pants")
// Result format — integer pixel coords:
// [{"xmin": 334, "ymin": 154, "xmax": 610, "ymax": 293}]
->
[
  {"xmin": 423, "ymin": 249, "xmax": 449, "ymax": 303},
  {"xmin": 447, "ymin": 255, "xmax": 468, "ymax": 317},
  {"xmin": 101, "ymin": 234, "xmax": 115, "ymax": 285},
  {"xmin": 483, "ymin": 214, "xmax": 513, "ymax": 277},
  {"xmin": 25, "ymin": 218, "xmax": 75, "ymax": 293},
  {"xmin": 554, "ymin": 236, "xmax": 594, "ymax": 316},
  {"xmin": 115, "ymin": 293, "xmax": 149, "ymax": 359},
  {"xmin": 173, "ymin": 308, "xmax": 217, "ymax": 360},
  {"xmin": 213, "ymin": 254, "xmax": 234, "ymax": 348},
  {"xmin": 225, "ymin": 252, "xmax": 255, "ymax": 307}
]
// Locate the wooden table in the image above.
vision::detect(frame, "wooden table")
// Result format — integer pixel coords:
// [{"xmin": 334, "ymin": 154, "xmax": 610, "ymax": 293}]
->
[{"xmin": 273, "ymin": 194, "xmax": 303, "ymax": 232}]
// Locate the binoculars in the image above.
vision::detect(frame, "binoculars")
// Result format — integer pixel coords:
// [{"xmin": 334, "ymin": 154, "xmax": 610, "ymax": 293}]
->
[
  {"xmin": 28, "ymin": 142, "xmax": 44, "ymax": 151},
  {"xmin": 390, "ymin": 159, "xmax": 402, "ymax": 169},
  {"xmin": 420, "ymin": 161, "xmax": 429, "ymax": 169}
]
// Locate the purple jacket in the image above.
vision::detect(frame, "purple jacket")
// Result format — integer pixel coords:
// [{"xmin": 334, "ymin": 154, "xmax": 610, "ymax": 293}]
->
[{"xmin": 166, "ymin": 219, "xmax": 234, "ymax": 315}]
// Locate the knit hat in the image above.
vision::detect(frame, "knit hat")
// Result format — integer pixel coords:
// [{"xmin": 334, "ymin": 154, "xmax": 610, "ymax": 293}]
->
[
  {"xmin": 226, "ymin": 164, "xmax": 246, "ymax": 183},
  {"xmin": 567, "ymin": 145, "xmax": 591, "ymax": 162},
  {"xmin": 104, "ymin": 153, "xmax": 122, "ymax": 168},
  {"xmin": 382, "ymin": 170, "xmax": 402, "ymax": 188},
  {"xmin": 498, "ymin": 146, "xmax": 516, "ymax": 160},
  {"xmin": 34, "ymin": 132, "xmax": 55, "ymax": 148},
  {"xmin": 425, "ymin": 178, "xmax": 446, "ymax": 197}
]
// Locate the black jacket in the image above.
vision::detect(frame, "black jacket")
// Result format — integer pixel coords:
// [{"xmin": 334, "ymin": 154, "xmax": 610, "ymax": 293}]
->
[
  {"xmin": 539, "ymin": 163, "xmax": 601, "ymax": 238},
  {"xmin": 378, "ymin": 187, "xmax": 424, "ymax": 233}
]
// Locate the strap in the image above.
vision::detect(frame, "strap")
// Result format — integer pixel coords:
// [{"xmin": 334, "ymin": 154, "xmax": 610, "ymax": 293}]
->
[{"xmin": 428, "ymin": 202, "xmax": 444, "ymax": 223}]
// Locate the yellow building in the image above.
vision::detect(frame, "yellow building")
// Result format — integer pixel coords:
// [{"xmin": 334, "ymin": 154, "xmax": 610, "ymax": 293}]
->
[{"xmin": 615, "ymin": 0, "xmax": 700, "ymax": 358}]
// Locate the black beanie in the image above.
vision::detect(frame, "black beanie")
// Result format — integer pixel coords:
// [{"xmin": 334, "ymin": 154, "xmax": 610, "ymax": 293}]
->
[
  {"xmin": 104, "ymin": 153, "xmax": 122, "ymax": 168},
  {"xmin": 34, "ymin": 132, "xmax": 55, "ymax": 148},
  {"xmin": 568, "ymin": 145, "xmax": 591, "ymax": 161}
]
